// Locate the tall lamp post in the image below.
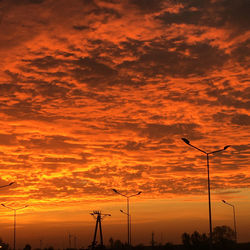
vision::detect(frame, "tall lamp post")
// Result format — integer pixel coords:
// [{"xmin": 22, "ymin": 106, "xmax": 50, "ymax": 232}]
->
[
  {"xmin": 181, "ymin": 138, "xmax": 230, "ymax": 250},
  {"xmin": 1, "ymin": 204, "xmax": 29, "ymax": 250},
  {"xmin": 222, "ymin": 200, "xmax": 237, "ymax": 242},
  {"xmin": 0, "ymin": 182, "xmax": 14, "ymax": 189},
  {"xmin": 112, "ymin": 189, "xmax": 141, "ymax": 246}
]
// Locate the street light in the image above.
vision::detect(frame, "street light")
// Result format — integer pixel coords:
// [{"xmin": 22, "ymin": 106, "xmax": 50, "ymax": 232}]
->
[
  {"xmin": 1, "ymin": 204, "xmax": 29, "ymax": 250},
  {"xmin": 222, "ymin": 200, "xmax": 237, "ymax": 242},
  {"xmin": 0, "ymin": 182, "xmax": 14, "ymax": 189},
  {"xmin": 112, "ymin": 189, "xmax": 141, "ymax": 246},
  {"xmin": 181, "ymin": 138, "xmax": 230, "ymax": 250}
]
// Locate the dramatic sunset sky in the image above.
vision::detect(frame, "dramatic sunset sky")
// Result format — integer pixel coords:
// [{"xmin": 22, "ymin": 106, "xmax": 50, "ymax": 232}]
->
[{"xmin": 0, "ymin": 0, "xmax": 249, "ymax": 248}]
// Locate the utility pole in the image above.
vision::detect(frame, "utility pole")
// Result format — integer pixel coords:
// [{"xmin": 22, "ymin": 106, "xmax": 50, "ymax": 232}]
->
[
  {"xmin": 74, "ymin": 235, "xmax": 77, "ymax": 249},
  {"xmin": 90, "ymin": 211, "xmax": 111, "ymax": 250},
  {"xmin": 69, "ymin": 233, "xmax": 72, "ymax": 249},
  {"xmin": 151, "ymin": 231, "xmax": 156, "ymax": 247}
]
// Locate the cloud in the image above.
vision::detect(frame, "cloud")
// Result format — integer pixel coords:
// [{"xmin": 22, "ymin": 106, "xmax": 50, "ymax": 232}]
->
[
  {"xmin": 157, "ymin": 0, "xmax": 250, "ymax": 32},
  {"xmin": 231, "ymin": 113, "xmax": 250, "ymax": 126},
  {"xmin": 71, "ymin": 57, "xmax": 118, "ymax": 86},
  {"xmin": 128, "ymin": 0, "xmax": 165, "ymax": 13},
  {"xmin": 118, "ymin": 39, "xmax": 229, "ymax": 78},
  {"xmin": 114, "ymin": 140, "xmax": 145, "ymax": 151},
  {"xmin": 0, "ymin": 133, "xmax": 17, "ymax": 146},
  {"xmin": 20, "ymin": 135, "xmax": 81, "ymax": 150},
  {"xmin": 231, "ymin": 39, "xmax": 250, "ymax": 68},
  {"xmin": 24, "ymin": 56, "xmax": 64, "ymax": 70},
  {"xmin": 140, "ymin": 123, "xmax": 203, "ymax": 140},
  {"xmin": 73, "ymin": 25, "xmax": 89, "ymax": 31},
  {"xmin": 0, "ymin": 0, "xmax": 249, "ymax": 211}
]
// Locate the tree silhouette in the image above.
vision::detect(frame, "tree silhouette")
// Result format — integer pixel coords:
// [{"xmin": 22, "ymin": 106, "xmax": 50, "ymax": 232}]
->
[
  {"xmin": 182, "ymin": 226, "xmax": 236, "ymax": 250},
  {"xmin": 113, "ymin": 240, "xmax": 124, "ymax": 249},
  {"xmin": 0, "ymin": 238, "xmax": 9, "ymax": 250},
  {"xmin": 23, "ymin": 244, "xmax": 32, "ymax": 250},
  {"xmin": 182, "ymin": 231, "xmax": 208, "ymax": 250},
  {"xmin": 109, "ymin": 237, "xmax": 114, "ymax": 249},
  {"xmin": 213, "ymin": 225, "xmax": 236, "ymax": 249},
  {"xmin": 190, "ymin": 231, "xmax": 208, "ymax": 249},
  {"xmin": 164, "ymin": 242, "xmax": 174, "ymax": 250},
  {"xmin": 182, "ymin": 232, "xmax": 192, "ymax": 249}
]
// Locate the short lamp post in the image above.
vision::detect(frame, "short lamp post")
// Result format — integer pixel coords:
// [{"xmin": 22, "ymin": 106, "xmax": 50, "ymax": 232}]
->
[
  {"xmin": 120, "ymin": 209, "xmax": 132, "ymax": 245},
  {"xmin": 1, "ymin": 204, "xmax": 29, "ymax": 250},
  {"xmin": 112, "ymin": 189, "xmax": 141, "ymax": 246},
  {"xmin": 181, "ymin": 138, "xmax": 230, "ymax": 250},
  {"xmin": 222, "ymin": 200, "xmax": 237, "ymax": 242}
]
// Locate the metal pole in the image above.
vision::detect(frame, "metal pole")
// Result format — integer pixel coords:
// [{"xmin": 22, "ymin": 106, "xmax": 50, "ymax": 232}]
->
[
  {"xmin": 92, "ymin": 215, "xmax": 99, "ymax": 249},
  {"xmin": 14, "ymin": 210, "xmax": 16, "ymax": 250},
  {"xmin": 232, "ymin": 205, "xmax": 237, "ymax": 242},
  {"xmin": 207, "ymin": 154, "xmax": 213, "ymax": 250},
  {"xmin": 130, "ymin": 214, "xmax": 132, "ymax": 246},
  {"xmin": 127, "ymin": 197, "xmax": 130, "ymax": 246},
  {"xmin": 74, "ymin": 236, "xmax": 77, "ymax": 249},
  {"xmin": 99, "ymin": 213, "xmax": 103, "ymax": 247},
  {"xmin": 69, "ymin": 234, "xmax": 71, "ymax": 249}
]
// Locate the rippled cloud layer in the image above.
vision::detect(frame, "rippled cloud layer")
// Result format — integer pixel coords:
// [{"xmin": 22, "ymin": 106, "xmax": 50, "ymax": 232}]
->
[{"xmin": 0, "ymin": 0, "xmax": 249, "ymax": 245}]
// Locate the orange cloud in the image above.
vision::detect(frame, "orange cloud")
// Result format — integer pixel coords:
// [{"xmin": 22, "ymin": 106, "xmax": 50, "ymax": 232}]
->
[{"xmin": 0, "ymin": 0, "xmax": 249, "ymax": 248}]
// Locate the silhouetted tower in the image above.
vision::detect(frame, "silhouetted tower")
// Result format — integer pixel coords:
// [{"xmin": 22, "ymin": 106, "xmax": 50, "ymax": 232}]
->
[
  {"xmin": 90, "ymin": 211, "xmax": 111, "ymax": 250},
  {"xmin": 151, "ymin": 231, "xmax": 156, "ymax": 247},
  {"xmin": 39, "ymin": 239, "xmax": 43, "ymax": 250},
  {"xmin": 74, "ymin": 235, "xmax": 77, "ymax": 249},
  {"xmin": 160, "ymin": 232, "xmax": 163, "ymax": 245},
  {"xmin": 69, "ymin": 233, "xmax": 72, "ymax": 249}
]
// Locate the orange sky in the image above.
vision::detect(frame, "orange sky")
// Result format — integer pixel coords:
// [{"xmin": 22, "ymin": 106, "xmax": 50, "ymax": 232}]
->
[{"xmin": 0, "ymin": 0, "xmax": 249, "ymax": 248}]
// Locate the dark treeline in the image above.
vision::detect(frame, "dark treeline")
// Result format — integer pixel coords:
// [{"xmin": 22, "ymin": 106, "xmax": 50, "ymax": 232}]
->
[{"xmin": 0, "ymin": 226, "xmax": 249, "ymax": 250}]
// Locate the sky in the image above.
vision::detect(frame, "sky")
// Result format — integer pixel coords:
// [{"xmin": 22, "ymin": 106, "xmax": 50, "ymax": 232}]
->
[{"xmin": 0, "ymin": 0, "xmax": 249, "ymax": 248}]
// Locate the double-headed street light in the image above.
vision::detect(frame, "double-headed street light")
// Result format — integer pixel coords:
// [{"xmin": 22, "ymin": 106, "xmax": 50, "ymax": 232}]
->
[
  {"xmin": 112, "ymin": 189, "xmax": 141, "ymax": 246},
  {"xmin": 222, "ymin": 200, "xmax": 237, "ymax": 242},
  {"xmin": 0, "ymin": 182, "xmax": 14, "ymax": 189},
  {"xmin": 1, "ymin": 204, "xmax": 29, "ymax": 250},
  {"xmin": 181, "ymin": 138, "xmax": 230, "ymax": 250}
]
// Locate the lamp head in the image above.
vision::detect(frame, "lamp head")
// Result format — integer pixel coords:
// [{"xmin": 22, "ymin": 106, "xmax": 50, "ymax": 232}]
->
[
  {"xmin": 120, "ymin": 209, "xmax": 123, "ymax": 213},
  {"xmin": 224, "ymin": 145, "xmax": 230, "ymax": 150},
  {"xmin": 9, "ymin": 182, "xmax": 15, "ymax": 186},
  {"xmin": 112, "ymin": 189, "xmax": 118, "ymax": 193},
  {"xmin": 137, "ymin": 191, "xmax": 142, "ymax": 195},
  {"xmin": 181, "ymin": 138, "xmax": 190, "ymax": 145},
  {"xmin": 1, "ymin": 204, "xmax": 5, "ymax": 207},
  {"xmin": 222, "ymin": 200, "xmax": 226, "ymax": 203}
]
